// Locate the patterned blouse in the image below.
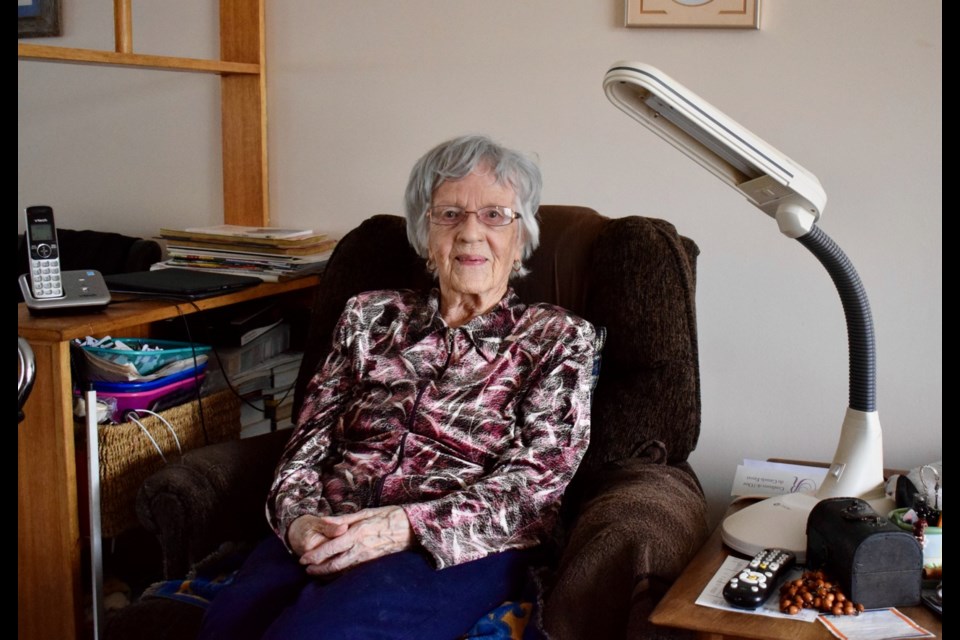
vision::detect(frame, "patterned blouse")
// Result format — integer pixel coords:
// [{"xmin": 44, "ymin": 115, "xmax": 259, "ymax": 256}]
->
[{"xmin": 267, "ymin": 288, "xmax": 595, "ymax": 569}]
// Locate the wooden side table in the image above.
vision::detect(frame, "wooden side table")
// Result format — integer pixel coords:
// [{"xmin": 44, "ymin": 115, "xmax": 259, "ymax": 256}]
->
[
  {"xmin": 18, "ymin": 277, "xmax": 319, "ymax": 640},
  {"xmin": 650, "ymin": 501, "xmax": 942, "ymax": 639}
]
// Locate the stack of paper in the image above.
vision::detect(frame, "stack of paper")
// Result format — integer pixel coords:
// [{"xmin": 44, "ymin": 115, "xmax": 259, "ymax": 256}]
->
[{"xmin": 154, "ymin": 225, "xmax": 337, "ymax": 282}]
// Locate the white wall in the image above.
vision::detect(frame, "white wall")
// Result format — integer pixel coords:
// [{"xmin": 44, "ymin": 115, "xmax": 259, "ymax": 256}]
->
[{"xmin": 19, "ymin": 1, "xmax": 942, "ymax": 525}]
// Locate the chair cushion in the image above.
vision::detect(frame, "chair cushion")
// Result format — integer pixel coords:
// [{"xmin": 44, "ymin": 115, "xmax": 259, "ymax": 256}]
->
[{"xmin": 514, "ymin": 206, "xmax": 701, "ymax": 468}]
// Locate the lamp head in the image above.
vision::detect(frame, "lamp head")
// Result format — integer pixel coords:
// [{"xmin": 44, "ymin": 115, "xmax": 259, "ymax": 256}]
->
[{"xmin": 603, "ymin": 62, "xmax": 826, "ymax": 237}]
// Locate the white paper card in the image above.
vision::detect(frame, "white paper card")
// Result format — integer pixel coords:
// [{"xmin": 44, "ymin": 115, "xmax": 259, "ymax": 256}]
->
[
  {"xmin": 696, "ymin": 556, "xmax": 818, "ymax": 622},
  {"xmin": 731, "ymin": 460, "xmax": 828, "ymax": 497},
  {"xmin": 818, "ymin": 608, "xmax": 934, "ymax": 639}
]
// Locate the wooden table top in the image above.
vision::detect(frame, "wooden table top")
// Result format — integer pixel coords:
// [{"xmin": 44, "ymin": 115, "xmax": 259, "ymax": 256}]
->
[{"xmin": 649, "ymin": 501, "xmax": 942, "ymax": 639}]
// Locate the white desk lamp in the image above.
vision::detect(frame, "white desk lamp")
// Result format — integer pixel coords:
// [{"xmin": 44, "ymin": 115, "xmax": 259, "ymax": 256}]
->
[{"xmin": 603, "ymin": 62, "xmax": 892, "ymax": 561}]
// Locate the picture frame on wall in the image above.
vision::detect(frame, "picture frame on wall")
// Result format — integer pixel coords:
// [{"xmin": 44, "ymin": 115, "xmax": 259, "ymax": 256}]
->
[
  {"xmin": 625, "ymin": 0, "xmax": 760, "ymax": 29},
  {"xmin": 18, "ymin": 0, "xmax": 62, "ymax": 38}
]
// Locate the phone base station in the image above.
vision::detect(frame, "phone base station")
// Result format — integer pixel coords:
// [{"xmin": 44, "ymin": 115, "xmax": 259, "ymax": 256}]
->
[{"xmin": 20, "ymin": 270, "xmax": 111, "ymax": 315}]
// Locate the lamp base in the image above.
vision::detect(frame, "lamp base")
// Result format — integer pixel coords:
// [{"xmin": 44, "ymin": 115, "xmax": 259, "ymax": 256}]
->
[{"xmin": 721, "ymin": 492, "xmax": 895, "ymax": 563}]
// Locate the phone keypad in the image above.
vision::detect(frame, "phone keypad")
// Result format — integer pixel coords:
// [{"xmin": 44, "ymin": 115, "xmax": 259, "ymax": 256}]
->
[{"xmin": 31, "ymin": 258, "xmax": 62, "ymax": 297}]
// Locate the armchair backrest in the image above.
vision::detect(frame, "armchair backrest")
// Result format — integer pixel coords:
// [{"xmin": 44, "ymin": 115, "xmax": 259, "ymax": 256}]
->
[{"xmin": 293, "ymin": 205, "xmax": 701, "ymax": 479}]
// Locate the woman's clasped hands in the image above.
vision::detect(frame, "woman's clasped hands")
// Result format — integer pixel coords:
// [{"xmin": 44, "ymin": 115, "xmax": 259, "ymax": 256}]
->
[{"xmin": 287, "ymin": 506, "xmax": 414, "ymax": 576}]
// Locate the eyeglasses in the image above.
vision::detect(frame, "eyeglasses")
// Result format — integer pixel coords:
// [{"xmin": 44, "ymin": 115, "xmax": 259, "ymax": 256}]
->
[{"xmin": 426, "ymin": 205, "xmax": 520, "ymax": 227}]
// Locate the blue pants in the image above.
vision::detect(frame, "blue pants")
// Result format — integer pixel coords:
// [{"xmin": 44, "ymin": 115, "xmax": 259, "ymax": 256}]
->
[{"xmin": 198, "ymin": 535, "xmax": 531, "ymax": 640}]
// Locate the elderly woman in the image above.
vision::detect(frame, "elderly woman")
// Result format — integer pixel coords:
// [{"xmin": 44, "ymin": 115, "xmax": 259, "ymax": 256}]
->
[{"xmin": 199, "ymin": 135, "xmax": 596, "ymax": 639}]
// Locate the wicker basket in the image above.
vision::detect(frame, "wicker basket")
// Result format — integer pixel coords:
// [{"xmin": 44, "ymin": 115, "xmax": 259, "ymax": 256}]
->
[{"xmin": 96, "ymin": 389, "xmax": 241, "ymax": 537}]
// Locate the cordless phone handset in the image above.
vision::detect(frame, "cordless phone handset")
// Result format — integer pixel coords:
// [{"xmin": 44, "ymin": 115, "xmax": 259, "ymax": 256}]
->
[{"xmin": 25, "ymin": 205, "xmax": 64, "ymax": 299}]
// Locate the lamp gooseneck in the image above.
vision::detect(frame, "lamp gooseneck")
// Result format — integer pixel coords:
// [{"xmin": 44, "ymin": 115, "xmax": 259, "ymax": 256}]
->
[
  {"xmin": 795, "ymin": 224, "xmax": 876, "ymax": 413},
  {"xmin": 794, "ymin": 223, "xmax": 883, "ymax": 499}
]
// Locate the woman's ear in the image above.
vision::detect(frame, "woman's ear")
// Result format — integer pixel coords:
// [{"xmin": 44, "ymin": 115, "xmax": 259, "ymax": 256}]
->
[{"xmin": 514, "ymin": 225, "xmax": 525, "ymax": 261}]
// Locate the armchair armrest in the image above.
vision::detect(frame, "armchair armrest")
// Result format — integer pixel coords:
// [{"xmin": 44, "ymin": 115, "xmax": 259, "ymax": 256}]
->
[
  {"xmin": 543, "ymin": 458, "xmax": 709, "ymax": 639},
  {"xmin": 137, "ymin": 429, "xmax": 290, "ymax": 579}
]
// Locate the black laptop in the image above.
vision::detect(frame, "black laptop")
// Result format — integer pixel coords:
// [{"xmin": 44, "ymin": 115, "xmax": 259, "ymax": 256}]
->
[{"xmin": 104, "ymin": 269, "xmax": 262, "ymax": 300}]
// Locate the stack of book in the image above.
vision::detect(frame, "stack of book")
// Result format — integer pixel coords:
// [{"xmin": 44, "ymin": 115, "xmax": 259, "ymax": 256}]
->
[
  {"xmin": 263, "ymin": 356, "xmax": 303, "ymax": 432},
  {"xmin": 201, "ymin": 321, "xmax": 303, "ymax": 438},
  {"xmin": 154, "ymin": 225, "xmax": 337, "ymax": 282},
  {"xmin": 222, "ymin": 350, "xmax": 303, "ymax": 438}
]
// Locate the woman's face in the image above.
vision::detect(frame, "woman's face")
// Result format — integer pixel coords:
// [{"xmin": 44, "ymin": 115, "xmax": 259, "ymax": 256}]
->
[{"xmin": 428, "ymin": 167, "xmax": 523, "ymax": 314}]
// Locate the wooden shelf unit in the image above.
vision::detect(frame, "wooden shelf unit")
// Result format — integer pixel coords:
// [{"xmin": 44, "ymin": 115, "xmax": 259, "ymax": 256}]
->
[
  {"xmin": 17, "ymin": 0, "xmax": 269, "ymax": 227},
  {"xmin": 18, "ymin": 3, "xmax": 271, "ymax": 638}
]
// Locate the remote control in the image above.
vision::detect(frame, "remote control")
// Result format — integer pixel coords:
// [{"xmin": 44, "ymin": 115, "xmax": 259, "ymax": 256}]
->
[{"xmin": 722, "ymin": 548, "xmax": 796, "ymax": 609}]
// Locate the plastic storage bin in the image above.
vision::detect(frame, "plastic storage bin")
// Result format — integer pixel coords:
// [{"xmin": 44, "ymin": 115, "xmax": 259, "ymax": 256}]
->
[
  {"xmin": 78, "ymin": 338, "xmax": 211, "ymax": 382},
  {"xmin": 90, "ymin": 362, "xmax": 208, "ymax": 393},
  {"xmin": 76, "ymin": 372, "xmax": 207, "ymax": 422}
]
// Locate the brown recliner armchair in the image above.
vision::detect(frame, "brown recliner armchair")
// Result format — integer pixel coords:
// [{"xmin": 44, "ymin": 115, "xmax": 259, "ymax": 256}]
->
[{"xmin": 128, "ymin": 205, "xmax": 709, "ymax": 639}]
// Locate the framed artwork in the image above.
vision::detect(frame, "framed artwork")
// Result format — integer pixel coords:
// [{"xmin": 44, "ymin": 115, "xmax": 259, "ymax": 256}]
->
[
  {"xmin": 18, "ymin": 0, "xmax": 61, "ymax": 38},
  {"xmin": 625, "ymin": 0, "xmax": 760, "ymax": 29}
]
